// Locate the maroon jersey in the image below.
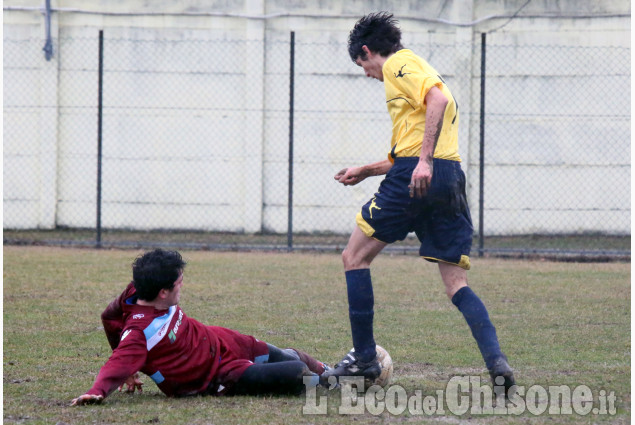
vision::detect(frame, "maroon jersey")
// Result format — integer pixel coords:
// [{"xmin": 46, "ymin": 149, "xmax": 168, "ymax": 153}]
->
[{"xmin": 87, "ymin": 282, "xmax": 267, "ymax": 398}]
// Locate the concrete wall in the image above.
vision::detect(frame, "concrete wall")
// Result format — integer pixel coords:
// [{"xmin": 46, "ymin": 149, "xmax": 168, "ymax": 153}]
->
[{"xmin": 3, "ymin": 0, "xmax": 630, "ymax": 234}]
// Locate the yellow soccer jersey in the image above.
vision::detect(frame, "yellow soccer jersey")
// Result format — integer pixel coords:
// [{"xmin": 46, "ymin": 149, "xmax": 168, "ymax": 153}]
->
[{"xmin": 382, "ymin": 49, "xmax": 460, "ymax": 162}]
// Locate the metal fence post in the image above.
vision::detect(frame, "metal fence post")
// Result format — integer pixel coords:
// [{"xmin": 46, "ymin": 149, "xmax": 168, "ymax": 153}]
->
[
  {"xmin": 287, "ymin": 31, "xmax": 295, "ymax": 251},
  {"xmin": 478, "ymin": 32, "xmax": 486, "ymax": 257},
  {"xmin": 42, "ymin": 0, "xmax": 53, "ymax": 60},
  {"xmin": 96, "ymin": 30, "xmax": 104, "ymax": 248}
]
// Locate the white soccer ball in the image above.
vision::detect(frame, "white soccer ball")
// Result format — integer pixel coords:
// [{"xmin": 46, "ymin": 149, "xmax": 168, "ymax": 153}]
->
[{"xmin": 374, "ymin": 345, "xmax": 394, "ymax": 387}]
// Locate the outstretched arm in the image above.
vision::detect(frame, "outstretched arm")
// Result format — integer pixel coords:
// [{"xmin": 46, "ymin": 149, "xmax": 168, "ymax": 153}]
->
[
  {"xmin": 71, "ymin": 331, "xmax": 147, "ymax": 406},
  {"xmin": 72, "ymin": 372, "xmax": 145, "ymax": 405},
  {"xmin": 335, "ymin": 159, "xmax": 393, "ymax": 186}
]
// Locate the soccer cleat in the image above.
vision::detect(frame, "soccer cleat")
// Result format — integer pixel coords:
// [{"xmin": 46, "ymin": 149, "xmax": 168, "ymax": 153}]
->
[
  {"xmin": 322, "ymin": 349, "xmax": 381, "ymax": 387},
  {"xmin": 489, "ymin": 355, "xmax": 516, "ymax": 397}
]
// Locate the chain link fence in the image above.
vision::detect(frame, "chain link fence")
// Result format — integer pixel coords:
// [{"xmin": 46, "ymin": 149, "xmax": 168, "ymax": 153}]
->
[
  {"xmin": 475, "ymin": 34, "xmax": 630, "ymax": 257},
  {"xmin": 3, "ymin": 28, "xmax": 630, "ymax": 259}
]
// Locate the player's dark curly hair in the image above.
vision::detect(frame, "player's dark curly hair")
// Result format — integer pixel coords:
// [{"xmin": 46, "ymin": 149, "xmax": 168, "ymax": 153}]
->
[
  {"xmin": 348, "ymin": 12, "xmax": 403, "ymax": 62},
  {"xmin": 132, "ymin": 249, "xmax": 186, "ymax": 301}
]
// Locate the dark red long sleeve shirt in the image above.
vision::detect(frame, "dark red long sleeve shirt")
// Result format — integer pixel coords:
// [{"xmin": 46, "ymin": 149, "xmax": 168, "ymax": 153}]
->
[{"xmin": 87, "ymin": 282, "xmax": 221, "ymax": 398}]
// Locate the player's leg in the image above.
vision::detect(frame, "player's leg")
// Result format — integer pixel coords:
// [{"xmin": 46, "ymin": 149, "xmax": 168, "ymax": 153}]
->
[
  {"xmin": 420, "ymin": 159, "xmax": 515, "ymax": 394},
  {"xmin": 345, "ymin": 228, "xmax": 386, "ymax": 352},
  {"xmin": 324, "ymin": 227, "xmax": 385, "ymax": 382},
  {"xmin": 342, "ymin": 226, "xmax": 387, "ymax": 271},
  {"xmin": 437, "ymin": 261, "xmax": 467, "ymax": 299},
  {"xmin": 439, "ymin": 263, "xmax": 515, "ymax": 393},
  {"xmin": 266, "ymin": 344, "xmax": 329, "ymax": 375},
  {"xmin": 213, "ymin": 335, "xmax": 328, "ymax": 396},
  {"xmin": 343, "ymin": 227, "xmax": 386, "ymax": 363},
  {"xmin": 231, "ymin": 361, "xmax": 318, "ymax": 395},
  {"xmin": 327, "ymin": 159, "xmax": 415, "ymax": 383}
]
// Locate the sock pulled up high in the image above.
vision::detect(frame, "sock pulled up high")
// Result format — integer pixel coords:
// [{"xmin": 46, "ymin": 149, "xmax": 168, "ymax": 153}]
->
[
  {"xmin": 451, "ymin": 286, "xmax": 503, "ymax": 370},
  {"xmin": 346, "ymin": 268, "xmax": 376, "ymax": 363}
]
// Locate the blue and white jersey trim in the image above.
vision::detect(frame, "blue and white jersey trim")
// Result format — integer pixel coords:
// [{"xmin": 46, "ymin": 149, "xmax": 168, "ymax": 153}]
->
[
  {"xmin": 150, "ymin": 371, "xmax": 165, "ymax": 384},
  {"xmin": 143, "ymin": 306, "xmax": 177, "ymax": 351}
]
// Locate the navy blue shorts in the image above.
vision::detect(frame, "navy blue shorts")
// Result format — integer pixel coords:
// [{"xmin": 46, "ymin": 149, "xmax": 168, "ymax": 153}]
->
[{"xmin": 356, "ymin": 157, "xmax": 473, "ymax": 269}]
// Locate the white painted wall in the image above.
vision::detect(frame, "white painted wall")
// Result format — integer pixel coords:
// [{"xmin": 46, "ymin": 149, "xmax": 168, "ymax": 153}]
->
[{"xmin": 3, "ymin": 0, "xmax": 630, "ymax": 235}]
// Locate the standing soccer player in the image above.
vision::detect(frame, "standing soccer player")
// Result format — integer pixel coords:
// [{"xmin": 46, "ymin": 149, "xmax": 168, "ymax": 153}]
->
[{"xmin": 325, "ymin": 12, "xmax": 515, "ymax": 393}]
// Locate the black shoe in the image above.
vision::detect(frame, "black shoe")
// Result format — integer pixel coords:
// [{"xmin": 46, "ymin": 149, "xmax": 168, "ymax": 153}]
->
[
  {"xmin": 322, "ymin": 349, "xmax": 381, "ymax": 388},
  {"xmin": 489, "ymin": 355, "xmax": 516, "ymax": 397}
]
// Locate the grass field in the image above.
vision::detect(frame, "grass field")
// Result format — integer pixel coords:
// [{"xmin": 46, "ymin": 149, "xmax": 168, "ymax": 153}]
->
[{"xmin": 3, "ymin": 246, "xmax": 631, "ymax": 424}]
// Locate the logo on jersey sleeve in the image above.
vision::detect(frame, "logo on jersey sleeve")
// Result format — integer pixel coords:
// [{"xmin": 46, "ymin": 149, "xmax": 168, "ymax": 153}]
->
[
  {"xmin": 394, "ymin": 64, "xmax": 411, "ymax": 78},
  {"xmin": 121, "ymin": 329, "xmax": 132, "ymax": 341}
]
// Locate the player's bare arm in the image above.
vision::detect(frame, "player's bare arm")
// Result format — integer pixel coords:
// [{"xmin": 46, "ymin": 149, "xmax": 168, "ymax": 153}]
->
[
  {"xmin": 335, "ymin": 159, "xmax": 393, "ymax": 186},
  {"xmin": 409, "ymin": 86, "xmax": 448, "ymax": 198}
]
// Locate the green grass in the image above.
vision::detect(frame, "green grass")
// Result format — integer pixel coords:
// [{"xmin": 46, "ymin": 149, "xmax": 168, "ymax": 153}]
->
[{"xmin": 3, "ymin": 246, "xmax": 631, "ymax": 424}]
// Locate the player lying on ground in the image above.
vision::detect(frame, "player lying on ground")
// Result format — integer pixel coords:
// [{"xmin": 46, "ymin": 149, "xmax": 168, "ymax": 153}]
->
[
  {"xmin": 323, "ymin": 12, "xmax": 515, "ymax": 395},
  {"xmin": 71, "ymin": 249, "xmax": 329, "ymax": 405}
]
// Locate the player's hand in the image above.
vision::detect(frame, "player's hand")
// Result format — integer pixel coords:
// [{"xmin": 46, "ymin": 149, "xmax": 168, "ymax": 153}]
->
[
  {"xmin": 409, "ymin": 159, "xmax": 433, "ymax": 198},
  {"xmin": 118, "ymin": 372, "xmax": 144, "ymax": 393},
  {"xmin": 335, "ymin": 167, "xmax": 367, "ymax": 186},
  {"xmin": 70, "ymin": 394, "xmax": 104, "ymax": 406}
]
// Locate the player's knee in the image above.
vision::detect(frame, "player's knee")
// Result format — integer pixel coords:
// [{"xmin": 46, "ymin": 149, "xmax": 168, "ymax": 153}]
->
[
  {"xmin": 342, "ymin": 248, "xmax": 363, "ymax": 270},
  {"xmin": 445, "ymin": 285, "xmax": 456, "ymax": 299},
  {"xmin": 445, "ymin": 282, "xmax": 466, "ymax": 299},
  {"xmin": 342, "ymin": 248, "xmax": 352, "ymax": 268},
  {"xmin": 439, "ymin": 263, "xmax": 468, "ymax": 299}
]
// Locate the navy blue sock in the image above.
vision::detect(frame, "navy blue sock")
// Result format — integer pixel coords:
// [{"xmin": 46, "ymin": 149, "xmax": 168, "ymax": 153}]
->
[
  {"xmin": 451, "ymin": 286, "xmax": 502, "ymax": 370},
  {"xmin": 345, "ymin": 269, "xmax": 376, "ymax": 362}
]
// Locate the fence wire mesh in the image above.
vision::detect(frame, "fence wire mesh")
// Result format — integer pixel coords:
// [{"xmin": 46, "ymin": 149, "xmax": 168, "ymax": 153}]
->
[
  {"xmin": 3, "ymin": 29, "xmax": 630, "ymax": 259},
  {"xmin": 478, "ymin": 37, "xmax": 630, "ymax": 256}
]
